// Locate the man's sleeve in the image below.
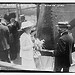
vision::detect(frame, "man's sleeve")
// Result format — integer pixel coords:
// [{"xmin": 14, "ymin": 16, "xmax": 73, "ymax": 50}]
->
[
  {"xmin": 17, "ymin": 29, "xmax": 25, "ymax": 39},
  {"xmin": 16, "ymin": 21, "xmax": 20, "ymax": 30},
  {"xmin": 72, "ymin": 42, "xmax": 75, "ymax": 52},
  {"xmin": 54, "ymin": 39, "xmax": 66, "ymax": 56}
]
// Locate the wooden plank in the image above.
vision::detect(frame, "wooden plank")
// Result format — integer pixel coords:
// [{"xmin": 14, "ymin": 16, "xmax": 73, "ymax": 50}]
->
[
  {"xmin": 0, "ymin": 61, "xmax": 37, "ymax": 70},
  {"xmin": 0, "ymin": 6, "xmax": 36, "ymax": 10}
]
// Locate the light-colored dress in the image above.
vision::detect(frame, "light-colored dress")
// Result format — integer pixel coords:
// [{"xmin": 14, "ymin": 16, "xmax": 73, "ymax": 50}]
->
[{"xmin": 20, "ymin": 32, "xmax": 36, "ymax": 70}]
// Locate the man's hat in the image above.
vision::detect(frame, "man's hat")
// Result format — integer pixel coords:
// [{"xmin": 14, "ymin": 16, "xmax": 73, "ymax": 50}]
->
[{"xmin": 56, "ymin": 21, "xmax": 71, "ymax": 28}]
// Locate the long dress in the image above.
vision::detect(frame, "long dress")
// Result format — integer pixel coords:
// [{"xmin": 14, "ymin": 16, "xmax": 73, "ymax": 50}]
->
[{"xmin": 20, "ymin": 32, "xmax": 36, "ymax": 70}]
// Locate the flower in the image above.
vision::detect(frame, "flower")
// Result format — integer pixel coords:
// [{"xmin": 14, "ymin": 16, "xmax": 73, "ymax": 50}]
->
[
  {"xmin": 33, "ymin": 38, "xmax": 45, "ymax": 58},
  {"xmin": 35, "ymin": 39, "xmax": 44, "ymax": 46},
  {"xmin": 34, "ymin": 38, "xmax": 45, "ymax": 50}
]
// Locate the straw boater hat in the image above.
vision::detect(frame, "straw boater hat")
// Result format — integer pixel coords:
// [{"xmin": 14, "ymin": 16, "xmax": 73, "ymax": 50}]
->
[
  {"xmin": 21, "ymin": 21, "xmax": 35, "ymax": 29},
  {"xmin": 56, "ymin": 21, "xmax": 71, "ymax": 28}
]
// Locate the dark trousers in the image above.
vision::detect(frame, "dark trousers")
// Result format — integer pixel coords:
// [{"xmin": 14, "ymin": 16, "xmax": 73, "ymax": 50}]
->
[
  {"xmin": 54, "ymin": 64, "xmax": 69, "ymax": 72},
  {"xmin": 10, "ymin": 40, "xmax": 20, "ymax": 60},
  {"xmin": 0, "ymin": 50, "xmax": 10, "ymax": 63}
]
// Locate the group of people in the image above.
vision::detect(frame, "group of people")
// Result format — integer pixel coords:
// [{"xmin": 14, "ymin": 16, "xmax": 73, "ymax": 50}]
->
[
  {"xmin": 0, "ymin": 12, "xmax": 21, "ymax": 63},
  {"xmin": 0, "ymin": 12, "xmax": 75, "ymax": 72},
  {"xmin": 0, "ymin": 12, "xmax": 37, "ymax": 70},
  {"xmin": 20, "ymin": 20, "xmax": 75, "ymax": 72}
]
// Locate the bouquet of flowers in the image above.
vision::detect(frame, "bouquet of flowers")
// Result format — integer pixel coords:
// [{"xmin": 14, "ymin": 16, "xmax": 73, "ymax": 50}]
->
[
  {"xmin": 34, "ymin": 38, "xmax": 45, "ymax": 50},
  {"xmin": 33, "ymin": 38, "xmax": 45, "ymax": 58}
]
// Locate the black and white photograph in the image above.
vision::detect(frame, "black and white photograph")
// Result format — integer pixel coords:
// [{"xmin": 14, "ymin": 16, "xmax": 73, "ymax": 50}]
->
[{"xmin": 0, "ymin": 1, "xmax": 75, "ymax": 73}]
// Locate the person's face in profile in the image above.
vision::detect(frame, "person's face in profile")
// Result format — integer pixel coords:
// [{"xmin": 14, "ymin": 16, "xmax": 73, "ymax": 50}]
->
[{"xmin": 25, "ymin": 27, "xmax": 32, "ymax": 34}]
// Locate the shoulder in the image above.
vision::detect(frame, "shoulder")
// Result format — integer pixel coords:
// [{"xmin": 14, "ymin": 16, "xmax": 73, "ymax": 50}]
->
[
  {"xmin": 15, "ymin": 21, "xmax": 19, "ymax": 24},
  {"xmin": 3, "ymin": 25, "xmax": 9, "ymax": 29},
  {"xmin": 0, "ymin": 25, "xmax": 9, "ymax": 34},
  {"xmin": 20, "ymin": 33, "xmax": 26, "ymax": 38},
  {"xmin": 60, "ymin": 33, "xmax": 73, "ymax": 43},
  {"xmin": 59, "ymin": 35, "xmax": 67, "ymax": 42},
  {"xmin": 2, "ymin": 25, "xmax": 9, "ymax": 31},
  {"xmin": 60, "ymin": 32, "xmax": 68, "ymax": 39}
]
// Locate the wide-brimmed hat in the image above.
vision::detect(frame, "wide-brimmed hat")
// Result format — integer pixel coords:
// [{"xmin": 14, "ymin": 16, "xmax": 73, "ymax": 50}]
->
[
  {"xmin": 56, "ymin": 21, "xmax": 71, "ymax": 28},
  {"xmin": 21, "ymin": 21, "xmax": 35, "ymax": 29}
]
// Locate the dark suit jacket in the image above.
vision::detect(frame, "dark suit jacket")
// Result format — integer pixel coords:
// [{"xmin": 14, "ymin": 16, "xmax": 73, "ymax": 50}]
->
[
  {"xmin": 54, "ymin": 31, "xmax": 74, "ymax": 67},
  {"xmin": 0, "ymin": 23, "xmax": 10, "ymax": 51},
  {"xmin": 8, "ymin": 22, "xmax": 24, "ymax": 60}
]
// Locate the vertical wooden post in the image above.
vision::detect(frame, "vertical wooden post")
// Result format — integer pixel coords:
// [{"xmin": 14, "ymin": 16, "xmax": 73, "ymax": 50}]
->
[
  {"xmin": 19, "ymin": 4, "xmax": 22, "ymax": 15},
  {"xmin": 36, "ymin": 4, "xmax": 40, "ymax": 22},
  {"xmin": 16, "ymin": 4, "xmax": 19, "ymax": 21}
]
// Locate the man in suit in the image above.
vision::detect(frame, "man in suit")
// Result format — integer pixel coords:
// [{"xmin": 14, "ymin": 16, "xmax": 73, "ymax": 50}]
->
[
  {"xmin": 54, "ymin": 22, "xmax": 74, "ymax": 72},
  {"xmin": 8, "ymin": 13, "xmax": 20, "ymax": 61},
  {"xmin": 0, "ymin": 21, "xmax": 10, "ymax": 63}
]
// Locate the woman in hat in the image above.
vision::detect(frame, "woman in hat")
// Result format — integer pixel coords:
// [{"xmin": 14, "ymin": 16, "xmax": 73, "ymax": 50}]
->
[{"xmin": 20, "ymin": 21, "xmax": 36, "ymax": 69}]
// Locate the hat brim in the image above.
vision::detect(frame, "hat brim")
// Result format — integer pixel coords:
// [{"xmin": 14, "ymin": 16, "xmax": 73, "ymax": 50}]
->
[
  {"xmin": 21, "ymin": 23, "xmax": 35, "ymax": 29},
  {"xmin": 56, "ymin": 24, "xmax": 71, "ymax": 28}
]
